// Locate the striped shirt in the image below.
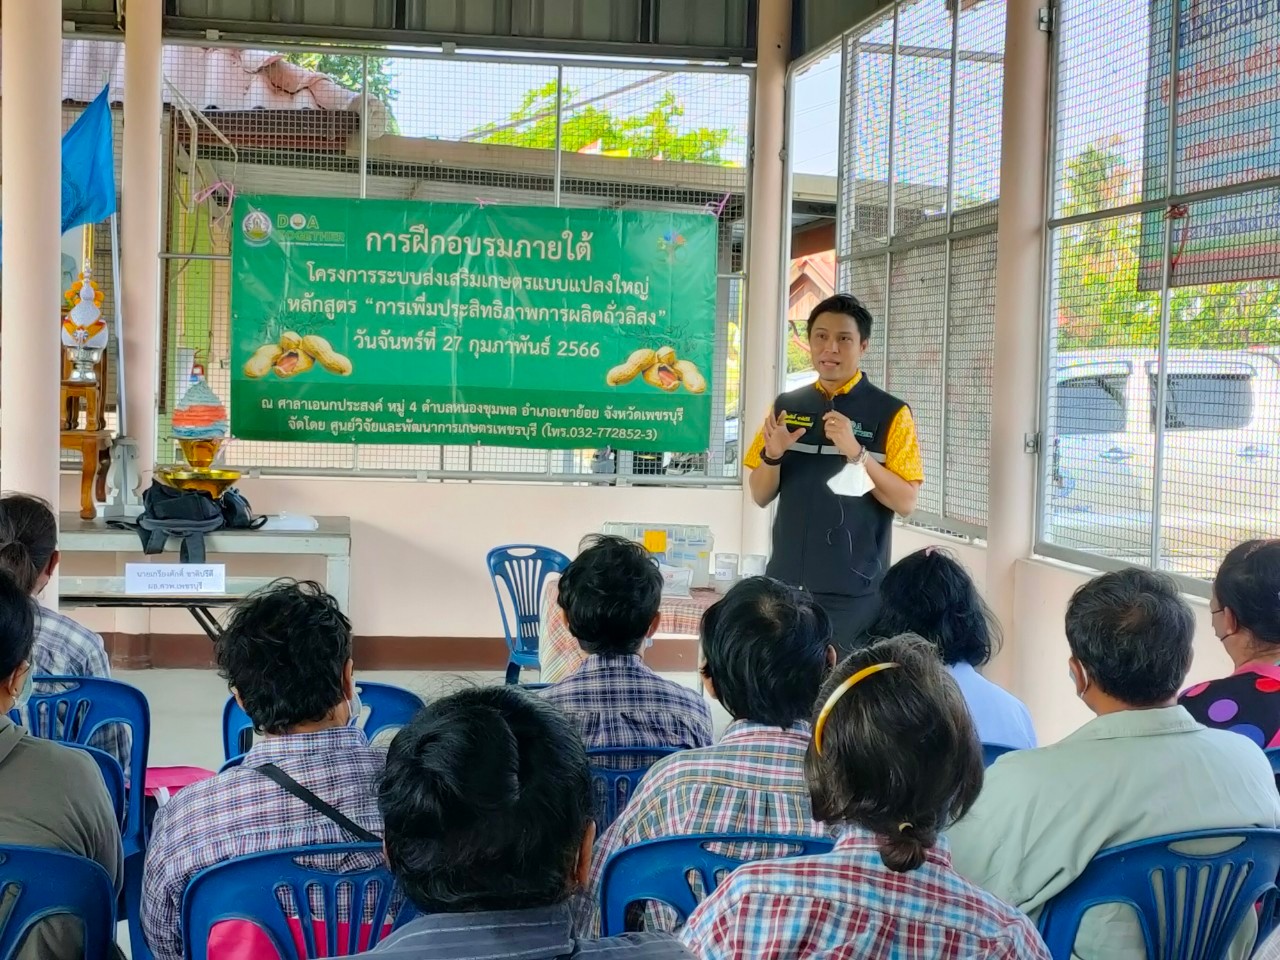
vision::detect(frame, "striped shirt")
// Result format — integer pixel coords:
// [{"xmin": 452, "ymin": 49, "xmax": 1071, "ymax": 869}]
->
[
  {"xmin": 31, "ymin": 605, "xmax": 131, "ymax": 772},
  {"xmin": 542, "ymin": 654, "xmax": 713, "ymax": 762},
  {"xmin": 142, "ymin": 725, "xmax": 384, "ymax": 960},
  {"xmin": 356, "ymin": 903, "xmax": 692, "ymax": 959},
  {"xmin": 679, "ymin": 827, "xmax": 1050, "ymax": 960},
  {"xmin": 580, "ymin": 721, "xmax": 830, "ymax": 936}
]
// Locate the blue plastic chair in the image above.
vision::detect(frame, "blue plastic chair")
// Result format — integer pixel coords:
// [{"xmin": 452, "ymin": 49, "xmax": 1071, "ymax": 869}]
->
[
  {"xmin": 587, "ymin": 747, "xmax": 679, "ymax": 832},
  {"xmin": 982, "ymin": 743, "xmax": 1018, "ymax": 767},
  {"xmin": 11, "ymin": 676, "xmax": 151, "ymax": 958},
  {"xmin": 599, "ymin": 833, "xmax": 835, "ymax": 936},
  {"xmin": 66, "ymin": 742, "xmax": 126, "ymax": 831},
  {"xmin": 222, "ymin": 681, "xmax": 425, "ymax": 762},
  {"xmin": 486, "ymin": 544, "xmax": 570, "ymax": 684},
  {"xmin": 1264, "ymin": 747, "xmax": 1280, "ymax": 775},
  {"xmin": 181, "ymin": 843, "xmax": 408, "ymax": 959},
  {"xmin": 0, "ymin": 845, "xmax": 117, "ymax": 960},
  {"xmin": 1036, "ymin": 829, "xmax": 1280, "ymax": 960},
  {"xmin": 12, "ymin": 677, "xmax": 149, "ymax": 853}
]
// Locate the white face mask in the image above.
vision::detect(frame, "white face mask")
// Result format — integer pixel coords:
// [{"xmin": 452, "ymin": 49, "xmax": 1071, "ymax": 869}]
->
[
  {"xmin": 827, "ymin": 461, "xmax": 874, "ymax": 498},
  {"xmin": 347, "ymin": 689, "xmax": 363, "ymax": 728},
  {"xmin": 12, "ymin": 664, "xmax": 32, "ymax": 711}
]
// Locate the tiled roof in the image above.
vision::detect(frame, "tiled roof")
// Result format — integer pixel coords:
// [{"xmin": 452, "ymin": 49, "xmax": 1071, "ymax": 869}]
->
[{"xmin": 47, "ymin": 40, "xmax": 387, "ymax": 138}]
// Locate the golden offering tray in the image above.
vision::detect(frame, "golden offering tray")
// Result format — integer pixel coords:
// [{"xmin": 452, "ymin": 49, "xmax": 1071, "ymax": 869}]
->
[{"xmin": 156, "ymin": 466, "xmax": 241, "ymax": 499}]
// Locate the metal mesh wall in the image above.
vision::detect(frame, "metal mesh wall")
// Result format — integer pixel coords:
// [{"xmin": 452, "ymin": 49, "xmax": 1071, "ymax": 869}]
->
[
  {"xmin": 148, "ymin": 41, "xmax": 750, "ymax": 482},
  {"xmin": 1041, "ymin": 0, "xmax": 1280, "ymax": 580},
  {"xmin": 832, "ymin": 0, "xmax": 1005, "ymax": 537}
]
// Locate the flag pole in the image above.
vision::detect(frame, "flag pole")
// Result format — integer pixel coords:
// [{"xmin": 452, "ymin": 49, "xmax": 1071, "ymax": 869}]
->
[{"xmin": 109, "ymin": 211, "xmax": 127, "ymax": 436}]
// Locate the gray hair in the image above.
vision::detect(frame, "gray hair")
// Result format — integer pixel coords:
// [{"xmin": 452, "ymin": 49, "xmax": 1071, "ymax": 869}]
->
[{"xmin": 1065, "ymin": 568, "xmax": 1194, "ymax": 706}]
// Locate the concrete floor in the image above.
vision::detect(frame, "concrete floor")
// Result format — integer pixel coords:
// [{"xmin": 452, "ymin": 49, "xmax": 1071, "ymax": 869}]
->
[{"xmin": 113, "ymin": 666, "xmax": 727, "ymax": 958}]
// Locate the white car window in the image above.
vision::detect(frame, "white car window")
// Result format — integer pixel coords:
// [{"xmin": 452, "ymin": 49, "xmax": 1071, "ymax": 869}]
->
[
  {"xmin": 1149, "ymin": 372, "xmax": 1253, "ymax": 431},
  {"xmin": 1056, "ymin": 374, "xmax": 1128, "ymax": 435}
]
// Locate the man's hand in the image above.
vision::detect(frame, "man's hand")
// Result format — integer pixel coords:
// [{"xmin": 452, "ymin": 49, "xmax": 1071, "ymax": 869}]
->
[
  {"xmin": 762, "ymin": 407, "xmax": 806, "ymax": 460},
  {"xmin": 823, "ymin": 410, "xmax": 864, "ymax": 461}
]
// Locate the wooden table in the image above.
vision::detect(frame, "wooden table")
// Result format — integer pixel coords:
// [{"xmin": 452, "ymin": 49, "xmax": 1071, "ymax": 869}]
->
[
  {"xmin": 60, "ymin": 431, "xmax": 112, "ymax": 520},
  {"xmin": 538, "ymin": 582, "xmax": 720, "ymax": 684},
  {"xmin": 58, "ymin": 514, "xmax": 352, "ymax": 639}
]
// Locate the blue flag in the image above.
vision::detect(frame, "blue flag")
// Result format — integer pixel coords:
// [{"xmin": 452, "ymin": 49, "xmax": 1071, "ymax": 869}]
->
[
  {"xmin": 60, "ymin": 84, "xmax": 117, "ymax": 233},
  {"xmin": 0, "ymin": 85, "xmax": 116, "ymax": 264}
]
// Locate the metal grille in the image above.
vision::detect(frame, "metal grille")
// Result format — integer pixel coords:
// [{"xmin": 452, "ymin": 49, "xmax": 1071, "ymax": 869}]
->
[
  {"xmin": 1040, "ymin": 0, "xmax": 1280, "ymax": 581},
  {"xmin": 146, "ymin": 41, "xmax": 750, "ymax": 483},
  {"xmin": 944, "ymin": 232, "xmax": 996, "ymax": 527},
  {"xmin": 827, "ymin": 0, "xmax": 1006, "ymax": 537}
]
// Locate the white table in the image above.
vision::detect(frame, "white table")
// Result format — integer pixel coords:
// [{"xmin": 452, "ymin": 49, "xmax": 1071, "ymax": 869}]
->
[{"xmin": 57, "ymin": 513, "xmax": 352, "ymax": 638}]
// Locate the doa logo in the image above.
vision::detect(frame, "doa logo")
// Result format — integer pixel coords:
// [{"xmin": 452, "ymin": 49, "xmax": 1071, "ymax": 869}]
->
[
  {"xmin": 278, "ymin": 212, "xmax": 320, "ymax": 230},
  {"xmin": 240, "ymin": 210, "xmax": 273, "ymax": 246}
]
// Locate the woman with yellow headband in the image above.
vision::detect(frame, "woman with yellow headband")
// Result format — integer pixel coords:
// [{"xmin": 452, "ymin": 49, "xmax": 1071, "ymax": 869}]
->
[{"xmin": 680, "ymin": 635, "xmax": 1050, "ymax": 960}]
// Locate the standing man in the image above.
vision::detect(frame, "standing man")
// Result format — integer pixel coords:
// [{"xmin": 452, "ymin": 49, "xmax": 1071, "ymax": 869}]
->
[{"xmin": 744, "ymin": 293, "xmax": 923, "ymax": 650}]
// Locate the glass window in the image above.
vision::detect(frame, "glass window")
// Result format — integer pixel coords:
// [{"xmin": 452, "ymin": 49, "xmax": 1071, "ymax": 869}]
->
[
  {"xmin": 1152, "ymin": 372, "xmax": 1254, "ymax": 431},
  {"xmin": 1056, "ymin": 374, "xmax": 1128, "ymax": 435}
]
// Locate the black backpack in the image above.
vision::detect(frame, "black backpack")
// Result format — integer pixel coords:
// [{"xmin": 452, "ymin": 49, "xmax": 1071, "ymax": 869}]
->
[{"xmin": 220, "ymin": 487, "xmax": 267, "ymax": 532}]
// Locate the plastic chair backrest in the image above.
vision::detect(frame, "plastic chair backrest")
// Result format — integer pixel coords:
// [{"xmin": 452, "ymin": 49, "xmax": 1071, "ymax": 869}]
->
[
  {"xmin": 1037, "ymin": 829, "xmax": 1280, "ymax": 960},
  {"xmin": 1265, "ymin": 747, "xmax": 1280, "ymax": 775},
  {"xmin": 67, "ymin": 743, "xmax": 126, "ymax": 830},
  {"xmin": 0, "ymin": 845, "xmax": 117, "ymax": 960},
  {"xmin": 181, "ymin": 843, "xmax": 406, "ymax": 960},
  {"xmin": 13, "ymin": 676, "xmax": 149, "ymax": 857},
  {"xmin": 599, "ymin": 833, "xmax": 835, "ymax": 937},
  {"xmin": 221, "ymin": 682, "xmax": 425, "ymax": 762},
  {"xmin": 486, "ymin": 545, "xmax": 570, "ymax": 661},
  {"xmin": 587, "ymin": 747, "xmax": 679, "ymax": 831},
  {"xmin": 982, "ymin": 743, "xmax": 1018, "ymax": 767}
]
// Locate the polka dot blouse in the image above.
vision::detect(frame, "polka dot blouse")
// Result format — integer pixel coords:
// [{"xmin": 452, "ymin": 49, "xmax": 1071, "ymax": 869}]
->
[{"xmin": 1180, "ymin": 663, "xmax": 1280, "ymax": 749}]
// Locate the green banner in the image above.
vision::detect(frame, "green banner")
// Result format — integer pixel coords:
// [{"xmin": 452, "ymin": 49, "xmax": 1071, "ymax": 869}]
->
[{"xmin": 229, "ymin": 195, "xmax": 717, "ymax": 452}]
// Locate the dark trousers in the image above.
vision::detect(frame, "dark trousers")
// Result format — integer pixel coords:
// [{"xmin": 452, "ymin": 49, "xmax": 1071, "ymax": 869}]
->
[{"xmin": 811, "ymin": 592, "xmax": 882, "ymax": 658}]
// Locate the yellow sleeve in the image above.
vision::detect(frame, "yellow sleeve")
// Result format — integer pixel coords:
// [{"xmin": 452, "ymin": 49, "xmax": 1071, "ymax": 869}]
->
[
  {"xmin": 884, "ymin": 406, "xmax": 925, "ymax": 483},
  {"xmin": 743, "ymin": 427, "xmax": 766, "ymax": 470}
]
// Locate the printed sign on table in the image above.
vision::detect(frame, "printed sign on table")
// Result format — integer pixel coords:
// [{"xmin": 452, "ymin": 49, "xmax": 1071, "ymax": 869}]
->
[{"xmin": 229, "ymin": 196, "xmax": 717, "ymax": 452}]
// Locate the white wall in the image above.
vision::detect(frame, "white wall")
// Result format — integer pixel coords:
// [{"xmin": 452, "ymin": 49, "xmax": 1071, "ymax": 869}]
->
[{"xmin": 60, "ymin": 473, "xmax": 741, "ymax": 638}]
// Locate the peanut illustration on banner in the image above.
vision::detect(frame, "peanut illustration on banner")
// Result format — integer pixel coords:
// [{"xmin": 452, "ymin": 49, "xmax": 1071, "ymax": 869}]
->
[
  {"xmin": 606, "ymin": 344, "xmax": 704, "ymax": 394},
  {"xmin": 243, "ymin": 329, "xmax": 352, "ymax": 379}
]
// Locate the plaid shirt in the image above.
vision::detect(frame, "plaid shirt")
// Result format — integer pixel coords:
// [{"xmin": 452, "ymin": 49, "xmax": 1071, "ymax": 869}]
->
[
  {"xmin": 542, "ymin": 654, "xmax": 713, "ymax": 760},
  {"xmin": 679, "ymin": 827, "xmax": 1050, "ymax": 960},
  {"xmin": 31, "ymin": 605, "xmax": 131, "ymax": 772},
  {"xmin": 580, "ymin": 721, "xmax": 830, "ymax": 936},
  {"xmin": 142, "ymin": 725, "xmax": 385, "ymax": 960}
]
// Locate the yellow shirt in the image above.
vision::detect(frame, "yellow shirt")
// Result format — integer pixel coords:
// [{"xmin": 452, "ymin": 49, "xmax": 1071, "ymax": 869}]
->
[{"xmin": 743, "ymin": 373, "xmax": 925, "ymax": 483}]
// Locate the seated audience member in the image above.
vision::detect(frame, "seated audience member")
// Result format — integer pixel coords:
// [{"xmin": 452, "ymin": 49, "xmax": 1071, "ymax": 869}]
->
[
  {"xmin": 0, "ymin": 493, "xmax": 129, "ymax": 768},
  {"xmin": 1181, "ymin": 539, "xmax": 1280, "ymax": 747},
  {"xmin": 143, "ymin": 580, "xmax": 384, "ymax": 960},
  {"xmin": 869, "ymin": 546, "xmax": 1036, "ymax": 749},
  {"xmin": 542, "ymin": 535, "xmax": 713, "ymax": 755},
  {"xmin": 948, "ymin": 568, "xmax": 1280, "ymax": 960},
  {"xmin": 680, "ymin": 635, "xmax": 1049, "ymax": 960},
  {"xmin": 0, "ymin": 569, "xmax": 122, "ymax": 960},
  {"xmin": 354, "ymin": 685, "xmax": 692, "ymax": 960},
  {"xmin": 581, "ymin": 577, "xmax": 836, "ymax": 935}
]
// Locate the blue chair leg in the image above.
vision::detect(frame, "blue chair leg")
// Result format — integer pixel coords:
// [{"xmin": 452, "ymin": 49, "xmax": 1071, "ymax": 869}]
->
[
  {"xmin": 505, "ymin": 661, "xmax": 522, "ymax": 685},
  {"xmin": 125, "ymin": 851, "xmax": 152, "ymax": 960}
]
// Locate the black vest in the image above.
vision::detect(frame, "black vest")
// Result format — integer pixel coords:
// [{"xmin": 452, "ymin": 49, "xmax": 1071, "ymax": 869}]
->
[{"xmin": 765, "ymin": 376, "xmax": 909, "ymax": 598}]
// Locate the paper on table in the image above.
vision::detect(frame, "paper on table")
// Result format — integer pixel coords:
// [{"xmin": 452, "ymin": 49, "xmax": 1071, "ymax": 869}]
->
[{"xmin": 259, "ymin": 513, "xmax": 320, "ymax": 531}]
